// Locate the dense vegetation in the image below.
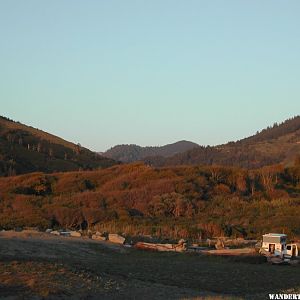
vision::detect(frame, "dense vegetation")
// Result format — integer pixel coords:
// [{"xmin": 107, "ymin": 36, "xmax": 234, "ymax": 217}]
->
[
  {"xmin": 1, "ymin": 115, "xmax": 300, "ymax": 241},
  {"xmin": 1, "ymin": 159, "xmax": 300, "ymax": 240},
  {"xmin": 144, "ymin": 116, "xmax": 300, "ymax": 169},
  {"xmin": 0, "ymin": 116, "xmax": 117, "ymax": 176},
  {"xmin": 103, "ymin": 140, "xmax": 199, "ymax": 163}
]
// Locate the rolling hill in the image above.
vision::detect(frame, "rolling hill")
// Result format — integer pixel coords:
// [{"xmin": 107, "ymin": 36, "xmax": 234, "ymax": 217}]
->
[
  {"xmin": 143, "ymin": 116, "xmax": 300, "ymax": 169},
  {"xmin": 0, "ymin": 116, "xmax": 117, "ymax": 176},
  {"xmin": 1, "ymin": 115, "xmax": 300, "ymax": 240},
  {"xmin": 103, "ymin": 140, "xmax": 199, "ymax": 163}
]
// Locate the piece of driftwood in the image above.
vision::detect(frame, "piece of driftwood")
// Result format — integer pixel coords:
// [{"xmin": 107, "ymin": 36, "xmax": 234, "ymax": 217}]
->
[
  {"xmin": 108, "ymin": 234, "xmax": 125, "ymax": 244},
  {"xmin": 70, "ymin": 231, "xmax": 81, "ymax": 237},
  {"xmin": 201, "ymin": 248, "xmax": 256, "ymax": 256},
  {"xmin": 92, "ymin": 234, "xmax": 107, "ymax": 241},
  {"xmin": 50, "ymin": 230, "xmax": 60, "ymax": 236},
  {"xmin": 135, "ymin": 240, "xmax": 187, "ymax": 252}
]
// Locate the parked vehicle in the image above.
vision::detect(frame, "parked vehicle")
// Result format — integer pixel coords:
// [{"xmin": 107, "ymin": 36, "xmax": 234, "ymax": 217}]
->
[
  {"xmin": 260, "ymin": 233, "xmax": 299, "ymax": 264},
  {"xmin": 260, "ymin": 233, "xmax": 287, "ymax": 257}
]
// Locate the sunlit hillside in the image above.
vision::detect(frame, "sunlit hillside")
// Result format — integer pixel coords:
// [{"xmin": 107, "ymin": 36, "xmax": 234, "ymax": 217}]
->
[
  {"xmin": 1, "ymin": 161, "xmax": 299, "ymax": 239},
  {"xmin": 0, "ymin": 116, "xmax": 117, "ymax": 176}
]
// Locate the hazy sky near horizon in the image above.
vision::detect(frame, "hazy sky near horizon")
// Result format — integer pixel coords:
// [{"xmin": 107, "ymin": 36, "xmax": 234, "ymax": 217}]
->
[{"xmin": 1, "ymin": 1, "xmax": 300, "ymax": 151}]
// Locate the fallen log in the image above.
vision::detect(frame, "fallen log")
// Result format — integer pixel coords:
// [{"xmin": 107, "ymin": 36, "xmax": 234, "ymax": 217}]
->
[
  {"xmin": 201, "ymin": 248, "xmax": 256, "ymax": 256},
  {"xmin": 70, "ymin": 231, "xmax": 81, "ymax": 237},
  {"xmin": 50, "ymin": 230, "xmax": 60, "ymax": 236},
  {"xmin": 92, "ymin": 234, "xmax": 107, "ymax": 241},
  {"xmin": 108, "ymin": 234, "xmax": 125, "ymax": 244},
  {"xmin": 135, "ymin": 240, "xmax": 187, "ymax": 252}
]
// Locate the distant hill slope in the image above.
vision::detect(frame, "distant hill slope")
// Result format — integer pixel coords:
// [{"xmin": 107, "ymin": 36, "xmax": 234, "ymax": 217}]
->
[
  {"xmin": 0, "ymin": 116, "xmax": 117, "ymax": 176},
  {"xmin": 103, "ymin": 140, "xmax": 199, "ymax": 163},
  {"xmin": 144, "ymin": 116, "xmax": 300, "ymax": 169}
]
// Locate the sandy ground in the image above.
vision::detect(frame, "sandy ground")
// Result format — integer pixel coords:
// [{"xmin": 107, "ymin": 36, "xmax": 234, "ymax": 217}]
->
[
  {"xmin": 0, "ymin": 231, "xmax": 226, "ymax": 300},
  {"xmin": 0, "ymin": 231, "xmax": 299, "ymax": 300}
]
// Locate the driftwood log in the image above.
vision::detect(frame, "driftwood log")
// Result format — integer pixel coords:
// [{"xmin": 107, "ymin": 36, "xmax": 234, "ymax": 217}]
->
[
  {"xmin": 135, "ymin": 240, "xmax": 187, "ymax": 252},
  {"xmin": 108, "ymin": 234, "xmax": 126, "ymax": 244}
]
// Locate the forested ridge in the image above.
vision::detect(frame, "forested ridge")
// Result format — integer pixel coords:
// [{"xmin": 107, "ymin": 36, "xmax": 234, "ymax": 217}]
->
[
  {"xmin": 144, "ymin": 116, "xmax": 300, "ymax": 168},
  {"xmin": 103, "ymin": 140, "xmax": 199, "ymax": 163}
]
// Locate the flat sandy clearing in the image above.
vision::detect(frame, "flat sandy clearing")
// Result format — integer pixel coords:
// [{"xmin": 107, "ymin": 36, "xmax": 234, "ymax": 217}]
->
[{"xmin": 0, "ymin": 231, "xmax": 299, "ymax": 299}]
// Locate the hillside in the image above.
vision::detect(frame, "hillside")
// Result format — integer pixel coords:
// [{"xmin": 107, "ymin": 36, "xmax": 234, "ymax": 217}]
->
[
  {"xmin": 0, "ymin": 116, "xmax": 117, "ymax": 176},
  {"xmin": 144, "ymin": 116, "xmax": 300, "ymax": 168},
  {"xmin": 103, "ymin": 140, "xmax": 199, "ymax": 163},
  {"xmin": 1, "ymin": 161, "xmax": 300, "ymax": 239}
]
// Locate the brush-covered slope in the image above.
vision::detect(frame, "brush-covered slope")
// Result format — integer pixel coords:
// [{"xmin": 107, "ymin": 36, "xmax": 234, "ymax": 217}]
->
[
  {"xmin": 0, "ymin": 116, "xmax": 117, "ymax": 176},
  {"xmin": 144, "ymin": 116, "xmax": 300, "ymax": 168},
  {"xmin": 0, "ymin": 161, "xmax": 300, "ymax": 239},
  {"xmin": 103, "ymin": 140, "xmax": 199, "ymax": 163}
]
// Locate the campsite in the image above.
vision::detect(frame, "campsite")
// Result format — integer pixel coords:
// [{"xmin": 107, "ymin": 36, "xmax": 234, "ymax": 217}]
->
[
  {"xmin": 1, "ymin": 1, "xmax": 300, "ymax": 298},
  {"xmin": 1, "ymin": 230, "xmax": 300, "ymax": 299}
]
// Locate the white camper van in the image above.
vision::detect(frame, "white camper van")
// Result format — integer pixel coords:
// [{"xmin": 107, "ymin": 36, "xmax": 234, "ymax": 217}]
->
[{"xmin": 261, "ymin": 233, "xmax": 299, "ymax": 259}]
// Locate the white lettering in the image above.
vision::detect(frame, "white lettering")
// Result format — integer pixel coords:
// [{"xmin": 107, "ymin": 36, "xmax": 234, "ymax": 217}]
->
[{"xmin": 269, "ymin": 295, "xmax": 300, "ymax": 300}]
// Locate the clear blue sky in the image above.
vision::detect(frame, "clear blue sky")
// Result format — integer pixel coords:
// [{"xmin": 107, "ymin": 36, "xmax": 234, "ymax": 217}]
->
[{"xmin": 1, "ymin": 1, "xmax": 299, "ymax": 151}]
